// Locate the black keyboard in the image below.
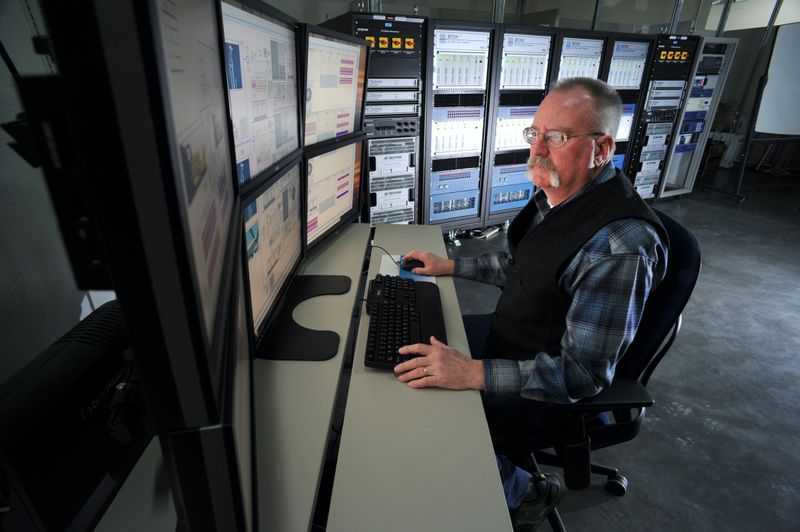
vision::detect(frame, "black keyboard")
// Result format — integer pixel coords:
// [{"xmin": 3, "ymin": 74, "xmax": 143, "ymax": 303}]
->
[{"xmin": 364, "ymin": 274, "xmax": 447, "ymax": 370}]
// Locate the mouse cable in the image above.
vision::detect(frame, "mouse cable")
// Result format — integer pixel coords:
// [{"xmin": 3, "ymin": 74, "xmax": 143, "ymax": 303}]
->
[{"xmin": 368, "ymin": 242, "xmax": 402, "ymax": 266}]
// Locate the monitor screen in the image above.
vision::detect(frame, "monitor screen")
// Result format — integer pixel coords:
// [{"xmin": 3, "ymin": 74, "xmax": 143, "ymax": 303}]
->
[
  {"xmin": 304, "ymin": 29, "xmax": 368, "ymax": 146},
  {"xmin": 612, "ymin": 153, "xmax": 625, "ymax": 171},
  {"xmin": 558, "ymin": 37, "xmax": 603, "ymax": 80},
  {"xmin": 608, "ymin": 40, "xmax": 649, "ymax": 90},
  {"xmin": 221, "ymin": 2, "xmax": 300, "ymax": 187},
  {"xmin": 243, "ymin": 159, "xmax": 303, "ymax": 335},
  {"xmin": 305, "ymin": 138, "xmax": 364, "ymax": 250},
  {"xmin": 615, "ymin": 104, "xmax": 636, "ymax": 142},
  {"xmin": 151, "ymin": 0, "xmax": 235, "ymax": 347},
  {"xmin": 500, "ymin": 33, "xmax": 551, "ymax": 90},
  {"xmin": 230, "ymin": 263, "xmax": 254, "ymax": 532}
]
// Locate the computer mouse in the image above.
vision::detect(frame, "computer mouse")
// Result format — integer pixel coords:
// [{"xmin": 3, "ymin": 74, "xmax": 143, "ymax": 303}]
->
[{"xmin": 400, "ymin": 258, "xmax": 425, "ymax": 272}]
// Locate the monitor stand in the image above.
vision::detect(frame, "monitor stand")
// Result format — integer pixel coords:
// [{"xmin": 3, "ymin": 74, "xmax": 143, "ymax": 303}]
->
[{"xmin": 257, "ymin": 275, "xmax": 351, "ymax": 361}]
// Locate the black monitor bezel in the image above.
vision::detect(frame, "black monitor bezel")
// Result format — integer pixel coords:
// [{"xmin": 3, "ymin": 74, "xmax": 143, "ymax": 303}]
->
[
  {"xmin": 239, "ymin": 153, "xmax": 305, "ymax": 343},
  {"xmin": 300, "ymin": 23, "xmax": 370, "ymax": 150},
  {"xmin": 220, "ymin": 0, "xmax": 305, "ymax": 190},
  {"xmin": 302, "ymin": 133, "xmax": 366, "ymax": 257}
]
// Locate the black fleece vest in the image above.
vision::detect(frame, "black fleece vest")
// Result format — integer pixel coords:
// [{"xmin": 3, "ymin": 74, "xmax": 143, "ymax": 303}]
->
[{"xmin": 486, "ymin": 170, "xmax": 668, "ymax": 360}]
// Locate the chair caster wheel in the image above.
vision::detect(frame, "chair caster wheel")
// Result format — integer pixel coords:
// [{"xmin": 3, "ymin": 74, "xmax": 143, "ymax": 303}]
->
[{"xmin": 604, "ymin": 474, "xmax": 628, "ymax": 496}]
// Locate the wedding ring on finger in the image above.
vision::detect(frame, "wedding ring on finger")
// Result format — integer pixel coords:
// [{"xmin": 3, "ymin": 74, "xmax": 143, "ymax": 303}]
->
[{"xmin": 423, "ymin": 366, "xmax": 429, "ymax": 377}]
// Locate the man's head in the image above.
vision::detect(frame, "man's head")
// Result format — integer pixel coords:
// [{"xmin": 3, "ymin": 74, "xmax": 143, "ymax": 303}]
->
[{"xmin": 526, "ymin": 77, "xmax": 622, "ymax": 204}]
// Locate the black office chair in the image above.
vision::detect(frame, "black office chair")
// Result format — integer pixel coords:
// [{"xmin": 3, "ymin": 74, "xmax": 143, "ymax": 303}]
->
[{"xmin": 494, "ymin": 209, "xmax": 701, "ymax": 530}]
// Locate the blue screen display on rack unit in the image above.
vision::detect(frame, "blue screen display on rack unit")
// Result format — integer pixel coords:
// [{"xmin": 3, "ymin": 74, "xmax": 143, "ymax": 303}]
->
[
  {"xmin": 615, "ymin": 104, "xmax": 637, "ymax": 142},
  {"xmin": 612, "ymin": 153, "xmax": 625, "ymax": 170},
  {"xmin": 221, "ymin": 2, "xmax": 300, "ymax": 186}
]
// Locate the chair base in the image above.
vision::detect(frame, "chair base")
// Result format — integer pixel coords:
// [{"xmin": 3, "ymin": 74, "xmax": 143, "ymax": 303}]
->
[{"xmin": 535, "ymin": 450, "xmax": 629, "ymax": 496}]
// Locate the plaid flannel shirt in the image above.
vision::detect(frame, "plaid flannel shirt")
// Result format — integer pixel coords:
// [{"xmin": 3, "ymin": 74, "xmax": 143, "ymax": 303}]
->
[{"xmin": 454, "ymin": 164, "xmax": 668, "ymax": 404}]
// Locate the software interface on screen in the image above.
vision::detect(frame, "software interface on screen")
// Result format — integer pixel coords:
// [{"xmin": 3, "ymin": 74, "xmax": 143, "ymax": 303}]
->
[
  {"xmin": 558, "ymin": 37, "xmax": 603, "ymax": 80},
  {"xmin": 152, "ymin": 0, "xmax": 235, "ymax": 345},
  {"xmin": 304, "ymin": 33, "xmax": 366, "ymax": 146},
  {"xmin": 608, "ymin": 41, "xmax": 649, "ymax": 90},
  {"xmin": 221, "ymin": 3, "xmax": 300, "ymax": 186},
  {"xmin": 306, "ymin": 142, "xmax": 362, "ymax": 246},
  {"xmin": 244, "ymin": 164, "xmax": 302, "ymax": 333},
  {"xmin": 500, "ymin": 33, "xmax": 551, "ymax": 90}
]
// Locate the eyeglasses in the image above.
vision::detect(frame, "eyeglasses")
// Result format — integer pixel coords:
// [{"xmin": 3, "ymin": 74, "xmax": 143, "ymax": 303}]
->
[{"xmin": 522, "ymin": 127, "xmax": 604, "ymax": 149}]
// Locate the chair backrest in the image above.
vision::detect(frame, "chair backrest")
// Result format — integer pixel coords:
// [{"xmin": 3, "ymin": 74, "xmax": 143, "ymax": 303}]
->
[{"xmin": 614, "ymin": 209, "xmax": 701, "ymax": 384}]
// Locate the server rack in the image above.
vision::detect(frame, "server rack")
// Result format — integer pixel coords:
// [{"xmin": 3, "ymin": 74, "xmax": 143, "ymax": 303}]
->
[
  {"xmin": 627, "ymin": 34, "xmax": 702, "ymax": 200},
  {"xmin": 600, "ymin": 33, "xmax": 657, "ymax": 174},
  {"xmin": 481, "ymin": 25, "xmax": 556, "ymax": 228},
  {"xmin": 322, "ymin": 13, "xmax": 426, "ymax": 225},
  {"xmin": 422, "ymin": 20, "xmax": 499, "ymax": 232},
  {"xmin": 658, "ymin": 37, "xmax": 737, "ymax": 198}
]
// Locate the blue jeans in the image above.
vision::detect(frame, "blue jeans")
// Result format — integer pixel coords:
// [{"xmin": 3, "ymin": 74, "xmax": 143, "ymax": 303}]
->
[{"xmin": 497, "ymin": 455, "xmax": 531, "ymax": 508}]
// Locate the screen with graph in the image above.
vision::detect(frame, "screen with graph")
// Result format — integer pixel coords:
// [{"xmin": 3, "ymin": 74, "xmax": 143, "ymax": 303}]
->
[
  {"xmin": 221, "ymin": 2, "xmax": 300, "ymax": 186},
  {"xmin": 304, "ymin": 29, "xmax": 368, "ymax": 146},
  {"xmin": 243, "ymin": 159, "xmax": 303, "ymax": 334},
  {"xmin": 305, "ymin": 137, "xmax": 363, "ymax": 250}
]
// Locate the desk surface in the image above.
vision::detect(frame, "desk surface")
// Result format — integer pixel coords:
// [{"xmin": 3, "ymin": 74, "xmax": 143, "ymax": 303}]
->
[
  {"xmin": 326, "ymin": 224, "xmax": 511, "ymax": 531},
  {"xmin": 254, "ymin": 224, "xmax": 370, "ymax": 532}
]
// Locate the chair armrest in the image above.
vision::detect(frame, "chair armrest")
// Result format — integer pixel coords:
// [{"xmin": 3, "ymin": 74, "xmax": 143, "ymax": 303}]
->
[{"xmin": 540, "ymin": 379, "xmax": 654, "ymax": 413}]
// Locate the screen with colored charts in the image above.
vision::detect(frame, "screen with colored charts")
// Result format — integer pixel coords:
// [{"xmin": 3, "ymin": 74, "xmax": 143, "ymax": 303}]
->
[
  {"xmin": 306, "ymin": 140, "xmax": 363, "ymax": 248},
  {"xmin": 152, "ymin": 0, "xmax": 235, "ymax": 346},
  {"xmin": 243, "ymin": 162, "xmax": 303, "ymax": 334},
  {"xmin": 304, "ymin": 31, "xmax": 368, "ymax": 146},
  {"xmin": 221, "ymin": 2, "xmax": 300, "ymax": 186}
]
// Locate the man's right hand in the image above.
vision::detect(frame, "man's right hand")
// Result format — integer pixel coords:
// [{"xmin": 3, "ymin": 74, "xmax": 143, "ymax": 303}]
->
[{"xmin": 402, "ymin": 249, "xmax": 455, "ymax": 276}]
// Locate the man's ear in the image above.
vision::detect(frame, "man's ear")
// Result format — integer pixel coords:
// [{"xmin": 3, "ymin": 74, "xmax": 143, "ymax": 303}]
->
[{"xmin": 595, "ymin": 135, "xmax": 614, "ymax": 165}]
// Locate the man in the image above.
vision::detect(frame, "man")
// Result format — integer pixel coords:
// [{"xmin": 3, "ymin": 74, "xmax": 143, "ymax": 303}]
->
[{"xmin": 396, "ymin": 77, "xmax": 669, "ymax": 529}]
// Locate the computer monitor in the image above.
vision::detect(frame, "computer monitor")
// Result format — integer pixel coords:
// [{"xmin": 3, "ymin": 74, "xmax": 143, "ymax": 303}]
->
[
  {"xmin": 151, "ymin": 0, "xmax": 237, "ymax": 353},
  {"xmin": 607, "ymin": 40, "xmax": 649, "ymax": 90},
  {"xmin": 304, "ymin": 135, "xmax": 365, "ymax": 254},
  {"xmin": 242, "ymin": 156, "xmax": 303, "ymax": 337},
  {"xmin": 557, "ymin": 37, "xmax": 604, "ymax": 80},
  {"xmin": 616, "ymin": 104, "xmax": 637, "ymax": 142},
  {"xmin": 221, "ymin": 1, "xmax": 301, "ymax": 187},
  {"xmin": 303, "ymin": 26, "xmax": 368, "ymax": 147},
  {"xmin": 241, "ymin": 153, "xmax": 350, "ymax": 362}
]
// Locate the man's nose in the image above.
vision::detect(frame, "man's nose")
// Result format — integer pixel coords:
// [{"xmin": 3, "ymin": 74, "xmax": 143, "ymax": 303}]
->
[{"xmin": 530, "ymin": 132, "xmax": 548, "ymax": 157}]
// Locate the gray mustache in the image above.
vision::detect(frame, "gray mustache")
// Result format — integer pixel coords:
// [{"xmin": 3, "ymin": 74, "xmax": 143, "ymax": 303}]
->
[{"xmin": 527, "ymin": 157, "xmax": 557, "ymax": 172}]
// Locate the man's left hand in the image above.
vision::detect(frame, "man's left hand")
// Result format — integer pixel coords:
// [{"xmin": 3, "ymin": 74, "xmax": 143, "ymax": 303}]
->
[{"xmin": 394, "ymin": 337, "xmax": 485, "ymax": 390}]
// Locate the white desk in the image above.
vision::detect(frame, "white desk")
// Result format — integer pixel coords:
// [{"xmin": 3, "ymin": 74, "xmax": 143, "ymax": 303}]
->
[
  {"xmin": 326, "ymin": 224, "xmax": 511, "ymax": 532},
  {"xmin": 254, "ymin": 224, "xmax": 370, "ymax": 532}
]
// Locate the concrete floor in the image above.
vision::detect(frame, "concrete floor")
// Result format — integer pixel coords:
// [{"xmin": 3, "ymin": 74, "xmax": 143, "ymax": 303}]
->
[{"xmin": 445, "ymin": 180, "xmax": 800, "ymax": 531}]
